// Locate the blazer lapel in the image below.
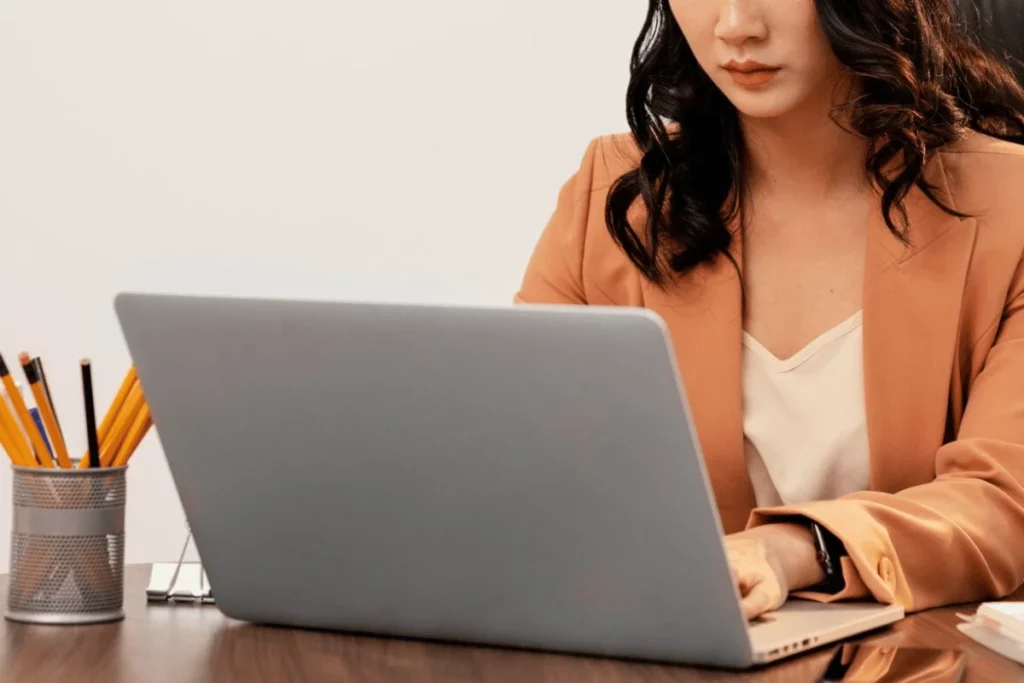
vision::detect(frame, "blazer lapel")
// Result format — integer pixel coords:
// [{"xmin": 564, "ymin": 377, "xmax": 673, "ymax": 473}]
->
[
  {"xmin": 863, "ymin": 155, "xmax": 978, "ymax": 491},
  {"xmin": 642, "ymin": 232, "xmax": 755, "ymax": 534}
]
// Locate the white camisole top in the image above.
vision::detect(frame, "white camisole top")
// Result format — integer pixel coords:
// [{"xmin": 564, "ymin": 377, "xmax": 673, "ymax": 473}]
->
[{"xmin": 742, "ymin": 311, "xmax": 871, "ymax": 507}]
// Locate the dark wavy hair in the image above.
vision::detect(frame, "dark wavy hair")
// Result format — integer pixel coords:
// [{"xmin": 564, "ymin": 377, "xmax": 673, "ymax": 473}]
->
[{"xmin": 607, "ymin": 0, "xmax": 1024, "ymax": 284}]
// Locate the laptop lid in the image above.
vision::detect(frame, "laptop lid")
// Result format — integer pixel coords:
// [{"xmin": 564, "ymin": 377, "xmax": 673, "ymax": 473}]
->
[{"xmin": 116, "ymin": 293, "xmax": 755, "ymax": 667}]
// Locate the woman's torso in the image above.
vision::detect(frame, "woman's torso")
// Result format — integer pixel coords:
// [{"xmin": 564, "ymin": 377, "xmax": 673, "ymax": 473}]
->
[
  {"xmin": 516, "ymin": 129, "xmax": 1024, "ymax": 531},
  {"xmin": 738, "ymin": 163, "xmax": 874, "ymax": 505}
]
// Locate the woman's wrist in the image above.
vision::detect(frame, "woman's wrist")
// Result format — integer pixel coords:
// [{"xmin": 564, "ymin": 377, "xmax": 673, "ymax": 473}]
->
[{"xmin": 740, "ymin": 522, "xmax": 826, "ymax": 592}]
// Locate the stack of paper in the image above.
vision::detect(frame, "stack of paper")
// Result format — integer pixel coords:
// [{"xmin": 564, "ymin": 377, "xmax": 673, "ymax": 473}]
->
[
  {"xmin": 146, "ymin": 562, "xmax": 214, "ymax": 603},
  {"xmin": 957, "ymin": 602, "xmax": 1024, "ymax": 665}
]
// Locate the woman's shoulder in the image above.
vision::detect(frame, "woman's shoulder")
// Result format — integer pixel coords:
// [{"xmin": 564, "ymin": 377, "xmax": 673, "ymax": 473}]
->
[
  {"xmin": 573, "ymin": 131, "xmax": 644, "ymax": 191},
  {"xmin": 516, "ymin": 132, "xmax": 647, "ymax": 307},
  {"xmin": 938, "ymin": 130, "xmax": 1024, "ymax": 240},
  {"xmin": 938, "ymin": 131, "xmax": 1024, "ymax": 324},
  {"xmin": 939, "ymin": 130, "xmax": 1024, "ymax": 205},
  {"xmin": 941, "ymin": 128, "xmax": 1024, "ymax": 159}
]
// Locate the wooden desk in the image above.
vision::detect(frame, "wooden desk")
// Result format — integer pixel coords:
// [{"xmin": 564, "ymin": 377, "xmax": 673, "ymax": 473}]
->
[{"xmin": 1, "ymin": 565, "xmax": 1022, "ymax": 682}]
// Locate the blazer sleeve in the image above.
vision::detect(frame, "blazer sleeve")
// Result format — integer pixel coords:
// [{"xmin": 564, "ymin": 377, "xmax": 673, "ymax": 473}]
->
[
  {"xmin": 749, "ymin": 260, "xmax": 1024, "ymax": 611},
  {"xmin": 515, "ymin": 139, "xmax": 600, "ymax": 305}
]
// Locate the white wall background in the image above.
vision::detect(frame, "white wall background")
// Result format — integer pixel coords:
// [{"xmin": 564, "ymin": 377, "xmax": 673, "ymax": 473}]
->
[{"xmin": 0, "ymin": 1, "xmax": 641, "ymax": 567}]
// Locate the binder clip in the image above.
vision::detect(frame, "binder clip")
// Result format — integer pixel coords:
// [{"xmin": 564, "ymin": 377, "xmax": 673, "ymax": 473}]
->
[{"xmin": 146, "ymin": 525, "xmax": 214, "ymax": 603}]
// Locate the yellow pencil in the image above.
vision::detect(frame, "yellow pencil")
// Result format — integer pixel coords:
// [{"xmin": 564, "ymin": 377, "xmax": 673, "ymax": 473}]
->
[
  {"xmin": 111, "ymin": 403, "xmax": 151, "ymax": 468},
  {"xmin": 0, "ymin": 353, "xmax": 54, "ymax": 468},
  {"xmin": 20, "ymin": 353, "xmax": 72, "ymax": 468},
  {"xmin": 99, "ymin": 383, "xmax": 144, "ymax": 468},
  {"xmin": 0, "ymin": 390, "xmax": 34, "ymax": 466},
  {"xmin": 126, "ymin": 413, "xmax": 153, "ymax": 463},
  {"xmin": 78, "ymin": 367, "xmax": 138, "ymax": 468},
  {"xmin": 121, "ymin": 405, "xmax": 152, "ymax": 465},
  {"xmin": 0, "ymin": 416, "xmax": 31, "ymax": 466},
  {"xmin": 0, "ymin": 418, "xmax": 17, "ymax": 464},
  {"xmin": 99, "ymin": 367, "xmax": 137, "ymax": 445}
]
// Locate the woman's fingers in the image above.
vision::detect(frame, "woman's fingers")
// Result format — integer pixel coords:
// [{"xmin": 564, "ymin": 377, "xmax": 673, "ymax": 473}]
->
[
  {"xmin": 735, "ymin": 568, "xmax": 775, "ymax": 620},
  {"xmin": 725, "ymin": 537, "xmax": 787, "ymax": 620},
  {"xmin": 734, "ymin": 566, "xmax": 763, "ymax": 595},
  {"xmin": 741, "ymin": 582, "xmax": 776, "ymax": 620}
]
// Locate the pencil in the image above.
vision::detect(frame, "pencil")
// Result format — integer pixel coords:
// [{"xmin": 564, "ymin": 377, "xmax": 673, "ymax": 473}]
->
[
  {"xmin": 0, "ymin": 387, "xmax": 34, "ymax": 466},
  {"xmin": 126, "ymin": 411, "xmax": 152, "ymax": 464},
  {"xmin": 111, "ymin": 403, "xmax": 151, "ymax": 467},
  {"xmin": 99, "ymin": 382, "xmax": 144, "ymax": 467},
  {"xmin": 20, "ymin": 353, "xmax": 72, "ymax": 468},
  {"xmin": 28, "ymin": 408, "xmax": 53, "ymax": 458},
  {"xmin": 81, "ymin": 360, "xmax": 101, "ymax": 469},
  {"xmin": 11, "ymin": 382, "xmax": 43, "ymax": 465},
  {"xmin": 0, "ymin": 353, "xmax": 54, "ymax": 468},
  {"xmin": 34, "ymin": 357, "xmax": 65, "ymax": 446},
  {"xmin": 0, "ymin": 413, "xmax": 30, "ymax": 466},
  {"xmin": 99, "ymin": 367, "xmax": 137, "ymax": 444},
  {"xmin": 77, "ymin": 367, "xmax": 137, "ymax": 468}
]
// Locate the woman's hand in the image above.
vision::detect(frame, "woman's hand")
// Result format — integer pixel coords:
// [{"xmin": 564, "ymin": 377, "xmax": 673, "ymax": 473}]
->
[
  {"xmin": 725, "ymin": 534, "xmax": 789, "ymax": 620},
  {"xmin": 725, "ymin": 523, "xmax": 826, "ymax": 620}
]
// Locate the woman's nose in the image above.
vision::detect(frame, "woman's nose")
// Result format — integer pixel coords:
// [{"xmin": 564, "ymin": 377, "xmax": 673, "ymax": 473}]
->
[{"xmin": 713, "ymin": 0, "xmax": 769, "ymax": 46}]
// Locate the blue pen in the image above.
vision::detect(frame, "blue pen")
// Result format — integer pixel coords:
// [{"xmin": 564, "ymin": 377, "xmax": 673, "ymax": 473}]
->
[{"xmin": 29, "ymin": 407, "xmax": 54, "ymax": 458}]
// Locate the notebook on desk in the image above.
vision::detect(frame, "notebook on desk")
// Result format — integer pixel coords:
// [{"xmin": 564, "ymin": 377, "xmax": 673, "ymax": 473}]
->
[
  {"xmin": 147, "ymin": 563, "xmax": 214, "ymax": 602},
  {"xmin": 146, "ymin": 527, "xmax": 214, "ymax": 603},
  {"xmin": 958, "ymin": 602, "xmax": 1024, "ymax": 665}
]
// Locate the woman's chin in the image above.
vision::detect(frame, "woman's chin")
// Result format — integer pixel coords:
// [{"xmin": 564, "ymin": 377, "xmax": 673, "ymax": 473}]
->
[
  {"xmin": 725, "ymin": 92, "xmax": 802, "ymax": 120},
  {"xmin": 709, "ymin": 76, "xmax": 802, "ymax": 120}
]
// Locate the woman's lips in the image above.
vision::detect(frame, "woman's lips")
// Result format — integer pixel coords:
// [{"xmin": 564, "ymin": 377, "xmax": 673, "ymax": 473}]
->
[{"xmin": 723, "ymin": 61, "xmax": 781, "ymax": 88}]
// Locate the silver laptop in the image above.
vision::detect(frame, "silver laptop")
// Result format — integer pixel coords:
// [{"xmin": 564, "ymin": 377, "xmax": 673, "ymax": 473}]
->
[{"xmin": 115, "ymin": 293, "xmax": 903, "ymax": 668}]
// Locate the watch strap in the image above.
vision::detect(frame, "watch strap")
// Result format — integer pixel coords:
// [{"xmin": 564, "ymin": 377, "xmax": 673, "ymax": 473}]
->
[{"xmin": 808, "ymin": 521, "xmax": 847, "ymax": 594}]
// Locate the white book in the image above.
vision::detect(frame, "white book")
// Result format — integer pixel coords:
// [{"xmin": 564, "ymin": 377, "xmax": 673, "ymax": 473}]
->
[
  {"xmin": 957, "ymin": 602, "xmax": 1024, "ymax": 666},
  {"xmin": 977, "ymin": 603, "xmax": 1024, "ymax": 643}
]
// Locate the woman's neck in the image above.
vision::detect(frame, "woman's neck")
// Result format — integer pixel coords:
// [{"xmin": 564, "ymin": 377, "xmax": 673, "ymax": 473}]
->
[{"xmin": 740, "ymin": 95, "xmax": 871, "ymax": 198}]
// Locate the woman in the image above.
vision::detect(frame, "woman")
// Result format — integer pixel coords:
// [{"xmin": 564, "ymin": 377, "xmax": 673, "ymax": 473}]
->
[{"xmin": 517, "ymin": 0, "xmax": 1024, "ymax": 620}]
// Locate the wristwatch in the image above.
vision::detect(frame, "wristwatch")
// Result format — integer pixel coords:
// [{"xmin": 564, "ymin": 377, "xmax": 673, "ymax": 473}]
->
[{"xmin": 809, "ymin": 521, "xmax": 847, "ymax": 594}]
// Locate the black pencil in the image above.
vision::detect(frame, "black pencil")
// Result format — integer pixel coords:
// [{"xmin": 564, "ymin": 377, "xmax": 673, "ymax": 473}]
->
[
  {"xmin": 81, "ymin": 360, "xmax": 101, "ymax": 468},
  {"xmin": 33, "ymin": 357, "xmax": 64, "ymax": 443}
]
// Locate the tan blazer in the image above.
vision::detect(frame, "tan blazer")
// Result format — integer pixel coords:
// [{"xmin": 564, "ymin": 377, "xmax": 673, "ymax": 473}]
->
[{"xmin": 516, "ymin": 130, "xmax": 1024, "ymax": 612}]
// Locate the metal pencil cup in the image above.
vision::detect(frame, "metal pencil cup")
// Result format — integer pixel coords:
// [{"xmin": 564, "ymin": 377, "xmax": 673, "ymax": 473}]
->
[{"xmin": 5, "ymin": 465, "xmax": 127, "ymax": 624}]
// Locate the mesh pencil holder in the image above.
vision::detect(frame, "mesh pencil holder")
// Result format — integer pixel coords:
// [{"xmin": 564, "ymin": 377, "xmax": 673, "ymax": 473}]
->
[{"xmin": 5, "ymin": 465, "xmax": 127, "ymax": 624}]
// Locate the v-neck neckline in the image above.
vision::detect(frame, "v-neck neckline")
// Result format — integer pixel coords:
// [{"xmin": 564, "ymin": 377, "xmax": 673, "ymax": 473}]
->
[{"xmin": 742, "ymin": 310, "xmax": 864, "ymax": 373}]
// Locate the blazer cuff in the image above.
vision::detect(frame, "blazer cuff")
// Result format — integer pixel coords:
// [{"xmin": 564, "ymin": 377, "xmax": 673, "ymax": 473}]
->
[
  {"xmin": 746, "ymin": 499, "xmax": 907, "ymax": 606},
  {"xmin": 793, "ymin": 556, "xmax": 870, "ymax": 602}
]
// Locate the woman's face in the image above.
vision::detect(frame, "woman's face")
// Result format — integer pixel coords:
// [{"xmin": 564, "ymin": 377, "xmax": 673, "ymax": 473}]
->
[{"xmin": 668, "ymin": 0, "xmax": 846, "ymax": 119}]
